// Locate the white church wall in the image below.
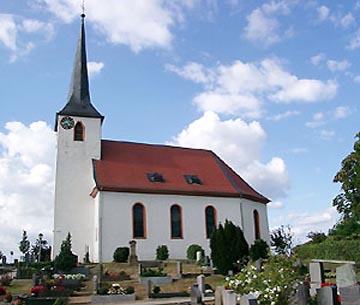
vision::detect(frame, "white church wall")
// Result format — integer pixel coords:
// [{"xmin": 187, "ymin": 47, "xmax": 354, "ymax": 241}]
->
[
  {"xmin": 53, "ymin": 115, "xmax": 101, "ymax": 262},
  {"xmin": 98, "ymin": 191, "xmax": 269, "ymax": 262}
]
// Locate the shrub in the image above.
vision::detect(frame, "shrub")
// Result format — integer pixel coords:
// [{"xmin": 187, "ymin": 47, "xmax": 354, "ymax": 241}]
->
[
  {"xmin": 97, "ymin": 287, "xmax": 109, "ymax": 295},
  {"xmin": 186, "ymin": 244, "xmax": 205, "ymax": 260},
  {"xmin": 156, "ymin": 245, "xmax": 169, "ymax": 260},
  {"xmin": 113, "ymin": 247, "xmax": 129, "ymax": 263},
  {"xmin": 53, "ymin": 298, "xmax": 69, "ymax": 305},
  {"xmin": 141, "ymin": 268, "xmax": 167, "ymax": 277},
  {"xmin": 153, "ymin": 286, "xmax": 161, "ymax": 294},
  {"xmin": 126, "ymin": 286, "xmax": 135, "ymax": 294},
  {"xmin": 54, "ymin": 233, "xmax": 77, "ymax": 272},
  {"xmin": 249, "ymin": 239, "xmax": 269, "ymax": 261},
  {"xmin": 0, "ymin": 286, "xmax": 6, "ymax": 296}
]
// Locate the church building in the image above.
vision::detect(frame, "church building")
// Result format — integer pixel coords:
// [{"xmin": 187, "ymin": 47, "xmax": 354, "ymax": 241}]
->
[{"xmin": 53, "ymin": 15, "xmax": 270, "ymax": 263}]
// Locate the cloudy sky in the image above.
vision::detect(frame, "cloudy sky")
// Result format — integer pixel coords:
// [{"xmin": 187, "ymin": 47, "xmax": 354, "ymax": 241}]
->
[{"xmin": 0, "ymin": 0, "xmax": 358, "ymax": 259}]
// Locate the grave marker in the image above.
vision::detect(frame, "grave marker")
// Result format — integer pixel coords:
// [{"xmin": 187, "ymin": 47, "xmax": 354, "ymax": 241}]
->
[{"xmin": 339, "ymin": 284, "xmax": 360, "ymax": 305}]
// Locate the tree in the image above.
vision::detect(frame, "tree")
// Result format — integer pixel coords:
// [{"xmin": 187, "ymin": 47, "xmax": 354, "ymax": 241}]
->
[
  {"xmin": 19, "ymin": 230, "xmax": 30, "ymax": 256},
  {"xmin": 306, "ymin": 231, "xmax": 327, "ymax": 244},
  {"xmin": 249, "ymin": 239, "xmax": 269, "ymax": 261},
  {"xmin": 333, "ymin": 132, "xmax": 360, "ymax": 221},
  {"xmin": 31, "ymin": 233, "xmax": 50, "ymax": 262},
  {"xmin": 54, "ymin": 232, "xmax": 77, "ymax": 271},
  {"xmin": 210, "ymin": 220, "xmax": 249, "ymax": 275},
  {"xmin": 270, "ymin": 225, "xmax": 293, "ymax": 256}
]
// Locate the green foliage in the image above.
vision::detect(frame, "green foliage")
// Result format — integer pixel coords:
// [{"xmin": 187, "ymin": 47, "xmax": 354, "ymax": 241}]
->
[
  {"xmin": 54, "ymin": 232, "xmax": 77, "ymax": 272},
  {"xmin": 53, "ymin": 298, "xmax": 69, "ymax": 305},
  {"xmin": 113, "ymin": 247, "xmax": 129, "ymax": 263},
  {"xmin": 329, "ymin": 217, "xmax": 360, "ymax": 238},
  {"xmin": 333, "ymin": 132, "xmax": 360, "ymax": 221},
  {"xmin": 270, "ymin": 225, "xmax": 293, "ymax": 256},
  {"xmin": 306, "ymin": 231, "xmax": 327, "ymax": 244},
  {"xmin": 19, "ymin": 230, "xmax": 30, "ymax": 256},
  {"xmin": 294, "ymin": 238, "xmax": 360, "ymax": 261},
  {"xmin": 31, "ymin": 233, "xmax": 50, "ymax": 262},
  {"xmin": 156, "ymin": 245, "xmax": 169, "ymax": 260},
  {"xmin": 186, "ymin": 244, "xmax": 205, "ymax": 260},
  {"xmin": 249, "ymin": 239, "xmax": 269, "ymax": 261},
  {"xmin": 152, "ymin": 286, "xmax": 161, "ymax": 294},
  {"xmin": 141, "ymin": 268, "xmax": 167, "ymax": 277},
  {"xmin": 210, "ymin": 220, "xmax": 249, "ymax": 275}
]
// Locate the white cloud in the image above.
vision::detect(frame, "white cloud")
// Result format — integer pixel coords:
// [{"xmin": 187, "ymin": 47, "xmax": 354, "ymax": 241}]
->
[
  {"xmin": 35, "ymin": 0, "xmax": 193, "ymax": 52},
  {"xmin": 317, "ymin": 6, "xmax": 355, "ymax": 29},
  {"xmin": 320, "ymin": 129, "xmax": 335, "ymax": 139},
  {"xmin": 310, "ymin": 53, "xmax": 326, "ymax": 66},
  {"xmin": 340, "ymin": 13, "xmax": 356, "ymax": 28},
  {"xmin": 0, "ymin": 14, "xmax": 17, "ymax": 51},
  {"xmin": 87, "ymin": 61, "xmax": 104, "ymax": 78},
  {"xmin": 0, "ymin": 121, "xmax": 56, "ymax": 258},
  {"xmin": 267, "ymin": 110, "xmax": 300, "ymax": 121},
  {"xmin": 334, "ymin": 106, "xmax": 351, "ymax": 119},
  {"xmin": 317, "ymin": 5, "xmax": 330, "ymax": 21},
  {"xmin": 347, "ymin": 29, "xmax": 360, "ymax": 50},
  {"xmin": 244, "ymin": 1, "xmax": 293, "ymax": 47},
  {"xmin": 326, "ymin": 59, "xmax": 351, "ymax": 72},
  {"xmin": 168, "ymin": 111, "xmax": 290, "ymax": 200},
  {"xmin": 305, "ymin": 112, "xmax": 325, "ymax": 128},
  {"xmin": 268, "ymin": 201, "xmax": 284, "ymax": 209},
  {"xmin": 168, "ymin": 59, "xmax": 337, "ymax": 118},
  {"xmin": 354, "ymin": 75, "xmax": 360, "ymax": 83},
  {"xmin": 287, "ymin": 148, "xmax": 308, "ymax": 154}
]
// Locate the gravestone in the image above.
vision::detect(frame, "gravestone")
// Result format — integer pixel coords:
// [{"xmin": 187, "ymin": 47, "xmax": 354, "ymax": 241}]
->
[
  {"xmin": 191, "ymin": 284, "xmax": 203, "ymax": 305},
  {"xmin": 92, "ymin": 275, "xmax": 98, "ymax": 294},
  {"xmin": 146, "ymin": 279, "xmax": 152, "ymax": 298},
  {"xmin": 222, "ymin": 289, "xmax": 236, "ymax": 305},
  {"xmin": 138, "ymin": 263, "xmax": 142, "ymax": 275},
  {"xmin": 336, "ymin": 264, "xmax": 357, "ymax": 289},
  {"xmin": 255, "ymin": 258, "xmax": 263, "ymax": 272},
  {"xmin": 215, "ymin": 286, "xmax": 224, "ymax": 305},
  {"xmin": 32, "ymin": 273, "xmax": 41, "ymax": 286},
  {"xmin": 309, "ymin": 262, "xmax": 324, "ymax": 296},
  {"xmin": 177, "ymin": 261, "xmax": 183, "ymax": 279},
  {"xmin": 239, "ymin": 294, "xmax": 258, "ymax": 305},
  {"xmin": 316, "ymin": 286, "xmax": 339, "ymax": 305},
  {"xmin": 128, "ymin": 240, "xmax": 138, "ymax": 265},
  {"xmin": 339, "ymin": 284, "xmax": 360, "ymax": 305},
  {"xmin": 196, "ymin": 251, "xmax": 202, "ymax": 263},
  {"xmin": 2, "ymin": 256, "xmax": 6, "ymax": 265},
  {"xmin": 197, "ymin": 274, "xmax": 205, "ymax": 298},
  {"xmin": 289, "ymin": 283, "xmax": 309, "ymax": 305}
]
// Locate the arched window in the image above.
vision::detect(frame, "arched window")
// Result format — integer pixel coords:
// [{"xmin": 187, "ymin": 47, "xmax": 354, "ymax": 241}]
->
[
  {"xmin": 253, "ymin": 210, "xmax": 261, "ymax": 240},
  {"xmin": 205, "ymin": 206, "xmax": 216, "ymax": 239},
  {"xmin": 170, "ymin": 204, "xmax": 183, "ymax": 239},
  {"xmin": 74, "ymin": 122, "xmax": 85, "ymax": 141},
  {"xmin": 133, "ymin": 203, "xmax": 146, "ymax": 238}
]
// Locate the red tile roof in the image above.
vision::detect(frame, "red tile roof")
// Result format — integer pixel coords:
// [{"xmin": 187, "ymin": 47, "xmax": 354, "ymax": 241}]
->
[{"xmin": 93, "ymin": 140, "xmax": 270, "ymax": 204}]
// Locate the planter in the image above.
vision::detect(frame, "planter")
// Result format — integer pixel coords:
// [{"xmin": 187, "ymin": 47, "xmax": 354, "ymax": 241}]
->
[
  {"xmin": 91, "ymin": 294, "xmax": 136, "ymax": 303},
  {"xmin": 139, "ymin": 276, "xmax": 173, "ymax": 285}
]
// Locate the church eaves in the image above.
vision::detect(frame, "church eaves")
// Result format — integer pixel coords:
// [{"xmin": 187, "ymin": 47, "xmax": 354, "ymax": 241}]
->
[{"xmin": 57, "ymin": 14, "xmax": 103, "ymax": 121}]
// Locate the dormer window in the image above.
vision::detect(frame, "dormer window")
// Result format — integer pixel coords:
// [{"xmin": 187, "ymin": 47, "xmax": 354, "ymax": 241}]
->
[
  {"xmin": 74, "ymin": 122, "xmax": 85, "ymax": 141},
  {"xmin": 184, "ymin": 175, "xmax": 202, "ymax": 185},
  {"xmin": 147, "ymin": 172, "xmax": 165, "ymax": 183}
]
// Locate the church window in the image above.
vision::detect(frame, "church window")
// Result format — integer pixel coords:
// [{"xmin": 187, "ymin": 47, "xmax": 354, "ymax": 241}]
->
[
  {"xmin": 205, "ymin": 205, "xmax": 216, "ymax": 239},
  {"xmin": 170, "ymin": 204, "xmax": 183, "ymax": 239},
  {"xmin": 133, "ymin": 203, "xmax": 146, "ymax": 239},
  {"xmin": 184, "ymin": 175, "xmax": 202, "ymax": 185},
  {"xmin": 253, "ymin": 209, "xmax": 261, "ymax": 240},
  {"xmin": 147, "ymin": 172, "xmax": 165, "ymax": 183},
  {"xmin": 74, "ymin": 122, "xmax": 85, "ymax": 141}
]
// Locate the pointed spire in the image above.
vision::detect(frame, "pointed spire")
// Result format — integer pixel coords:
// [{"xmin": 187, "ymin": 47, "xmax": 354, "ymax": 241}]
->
[{"xmin": 58, "ymin": 14, "xmax": 103, "ymax": 119}]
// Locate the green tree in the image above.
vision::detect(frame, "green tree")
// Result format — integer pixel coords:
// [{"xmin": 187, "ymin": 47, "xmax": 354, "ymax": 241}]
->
[
  {"xmin": 333, "ymin": 132, "xmax": 360, "ymax": 221},
  {"xmin": 54, "ymin": 232, "xmax": 77, "ymax": 271},
  {"xmin": 249, "ymin": 239, "xmax": 269, "ymax": 261},
  {"xmin": 31, "ymin": 233, "xmax": 49, "ymax": 262},
  {"xmin": 19, "ymin": 230, "xmax": 30, "ymax": 257},
  {"xmin": 306, "ymin": 231, "xmax": 327, "ymax": 244},
  {"xmin": 270, "ymin": 225, "xmax": 293, "ymax": 256},
  {"xmin": 210, "ymin": 220, "xmax": 249, "ymax": 275}
]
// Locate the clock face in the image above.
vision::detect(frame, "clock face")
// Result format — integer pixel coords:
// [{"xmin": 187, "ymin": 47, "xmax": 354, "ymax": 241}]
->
[{"xmin": 60, "ymin": 116, "xmax": 75, "ymax": 129}]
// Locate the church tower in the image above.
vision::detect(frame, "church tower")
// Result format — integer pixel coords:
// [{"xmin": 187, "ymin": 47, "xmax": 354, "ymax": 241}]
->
[{"xmin": 53, "ymin": 14, "xmax": 103, "ymax": 261}]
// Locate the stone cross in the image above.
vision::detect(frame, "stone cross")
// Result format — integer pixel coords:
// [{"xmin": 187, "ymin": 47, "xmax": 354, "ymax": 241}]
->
[
  {"xmin": 339, "ymin": 284, "xmax": 360, "ymax": 305},
  {"xmin": 128, "ymin": 240, "xmax": 138, "ymax": 265},
  {"xmin": 316, "ymin": 286, "xmax": 338, "ymax": 305}
]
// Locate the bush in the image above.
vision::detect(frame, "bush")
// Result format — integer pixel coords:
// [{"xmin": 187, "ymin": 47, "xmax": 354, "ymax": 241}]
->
[
  {"xmin": 0, "ymin": 286, "xmax": 6, "ymax": 296},
  {"xmin": 186, "ymin": 244, "xmax": 205, "ymax": 260},
  {"xmin": 156, "ymin": 245, "xmax": 169, "ymax": 260},
  {"xmin": 54, "ymin": 233, "xmax": 77, "ymax": 272},
  {"xmin": 141, "ymin": 268, "xmax": 167, "ymax": 277},
  {"xmin": 153, "ymin": 286, "xmax": 161, "ymax": 294},
  {"xmin": 249, "ymin": 239, "xmax": 269, "ymax": 261},
  {"xmin": 113, "ymin": 247, "xmax": 129, "ymax": 263},
  {"xmin": 125, "ymin": 286, "xmax": 135, "ymax": 294}
]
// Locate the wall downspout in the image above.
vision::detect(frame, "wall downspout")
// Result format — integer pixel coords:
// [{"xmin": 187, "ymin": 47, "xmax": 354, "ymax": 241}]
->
[
  {"xmin": 98, "ymin": 192, "xmax": 103, "ymax": 263},
  {"xmin": 239, "ymin": 196, "xmax": 245, "ymax": 230}
]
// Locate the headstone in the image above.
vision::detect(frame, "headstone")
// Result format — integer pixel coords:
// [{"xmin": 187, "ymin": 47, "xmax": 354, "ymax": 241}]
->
[
  {"xmin": 336, "ymin": 264, "xmax": 357, "ymax": 289},
  {"xmin": 255, "ymin": 258, "xmax": 263, "ymax": 272},
  {"xmin": 196, "ymin": 251, "xmax": 202, "ymax": 263},
  {"xmin": 197, "ymin": 274, "xmax": 205, "ymax": 298},
  {"xmin": 2, "ymin": 256, "xmax": 6, "ymax": 265},
  {"xmin": 239, "ymin": 294, "xmax": 258, "ymax": 305},
  {"xmin": 316, "ymin": 286, "xmax": 338, "ymax": 305},
  {"xmin": 146, "ymin": 279, "xmax": 152, "ymax": 298},
  {"xmin": 309, "ymin": 262, "xmax": 324, "ymax": 296},
  {"xmin": 222, "ymin": 289, "xmax": 236, "ymax": 305},
  {"xmin": 92, "ymin": 275, "xmax": 98, "ymax": 294},
  {"xmin": 289, "ymin": 283, "xmax": 309, "ymax": 305},
  {"xmin": 177, "ymin": 261, "xmax": 183, "ymax": 279},
  {"xmin": 32, "ymin": 273, "xmax": 40, "ymax": 286},
  {"xmin": 339, "ymin": 284, "xmax": 360, "ymax": 305},
  {"xmin": 204, "ymin": 256, "xmax": 210, "ymax": 266},
  {"xmin": 215, "ymin": 286, "xmax": 224, "ymax": 305},
  {"xmin": 210, "ymin": 259, "xmax": 214, "ymax": 269},
  {"xmin": 191, "ymin": 284, "xmax": 202, "ymax": 305},
  {"xmin": 128, "ymin": 240, "xmax": 138, "ymax": 265},
  {"xmin": 138, "ymin": 263, "xmax": 142, "ymax": 275}
]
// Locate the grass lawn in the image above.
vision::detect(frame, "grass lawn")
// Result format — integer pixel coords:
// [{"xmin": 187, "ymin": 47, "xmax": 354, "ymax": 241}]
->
[{"xmin": 4, "ymin": 279, "xmax": 33, "ymax": 295}]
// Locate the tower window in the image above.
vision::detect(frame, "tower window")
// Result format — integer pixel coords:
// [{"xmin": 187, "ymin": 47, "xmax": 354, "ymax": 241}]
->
[
  {"xmin": 170, "ymin": 204, "xmax": 183, "ymax": 239},
  {"xmin": 253, "ymin": 209, "xmax": 261, "ymax": 240},
  {"xmin": 147, "ymin": 172, "xmax": 165, "ymax": 183},
  {"xmin": 205, "ymin": 205, "xmax": 216, "ymax": 239},
  {"xmin": 74, "ymin": 122, "xmax": 85, "ymax": 141},
  {"xmin": 133, "ymin": 203, "xmax": 146, "ymax": 239},
  {"xmin": 184, "ymin": 175, "xmax": 202, "ymax": 185}
]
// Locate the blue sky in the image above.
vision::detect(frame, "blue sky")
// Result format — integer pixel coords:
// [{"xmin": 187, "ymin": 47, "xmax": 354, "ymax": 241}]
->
[{"xmin": 0, "ymin": 0, "xmax": 358, "ymax": 259}]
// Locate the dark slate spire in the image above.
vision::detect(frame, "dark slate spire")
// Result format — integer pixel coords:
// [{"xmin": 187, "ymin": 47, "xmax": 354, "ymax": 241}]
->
[{"xmin": 58, "ymin": 14, "xmax": 103, "ymax": 120}]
